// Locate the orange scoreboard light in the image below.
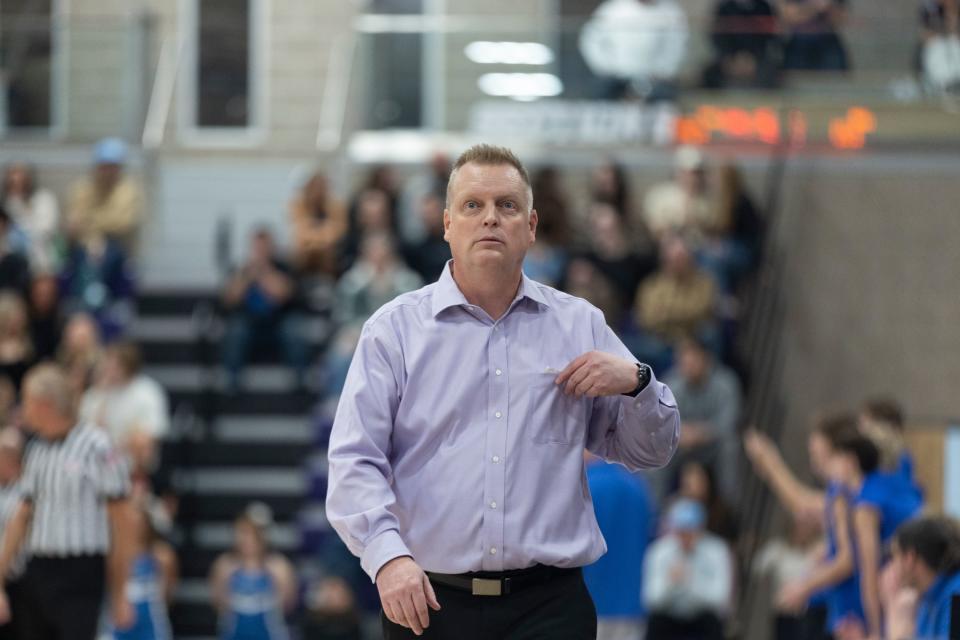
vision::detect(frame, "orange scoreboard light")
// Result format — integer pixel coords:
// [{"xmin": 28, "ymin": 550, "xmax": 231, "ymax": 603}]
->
[{"xmin": 675, "ymin": 105, "xmax": 878, "ymax": 150}]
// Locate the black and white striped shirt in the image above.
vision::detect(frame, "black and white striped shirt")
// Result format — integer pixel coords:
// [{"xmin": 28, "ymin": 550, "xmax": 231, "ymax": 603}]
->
[
  {"xmin": 19, "ymin": 424, "xmax": 130, "ymax": 557},
  {"xmin": 0, "ymin": 482, "xmax": 26, "ymax": 578}
]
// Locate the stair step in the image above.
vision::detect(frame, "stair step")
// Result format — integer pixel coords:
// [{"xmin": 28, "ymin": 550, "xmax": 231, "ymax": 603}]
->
[
  {"xmin": 161, "ymin": 442, "xmax": 310, "ymax": 467},
  {"xmin": 168, "ymin": 390, "xmax": 316, "ymax": 415},
  {"xmin": 138, "ymin": 291, "xmax": 217, "ymax": 316},
  {"xmin": 178, "ymin": 493, "xmax": 305, "ymax": 522},
  {"xmin": 173, "ymin": 467, "xmax": 306, "ymax": 496}
]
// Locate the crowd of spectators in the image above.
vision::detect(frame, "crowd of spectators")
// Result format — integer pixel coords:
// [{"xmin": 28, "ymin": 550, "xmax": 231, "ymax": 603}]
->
[
  {"xmin": 3, "ymin": 136, "xmax": 959, "ymax": 640},
  {"xmin": 578, "ymin": 0, "xmax": 960, "ymax": 95}
]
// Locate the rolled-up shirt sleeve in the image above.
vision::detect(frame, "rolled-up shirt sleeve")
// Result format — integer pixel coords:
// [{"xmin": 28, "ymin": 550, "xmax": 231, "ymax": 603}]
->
[
  {"xmin": 585, "ymin": 309, "xmax": 680, "ymax": 470},
  {"xmin": 325, "ymin": 318, "xmax": 412, "ymax": 582}
]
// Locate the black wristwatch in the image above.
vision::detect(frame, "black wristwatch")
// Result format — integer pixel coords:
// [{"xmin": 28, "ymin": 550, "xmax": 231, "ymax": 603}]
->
[{"xmin": 623, "ymin": 363, "xmax": 651, "ymax": 398}]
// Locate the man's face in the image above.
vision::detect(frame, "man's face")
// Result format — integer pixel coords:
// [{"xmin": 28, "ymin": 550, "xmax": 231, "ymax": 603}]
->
[
  {"xmin": 251, "ymin": 232, "xmax": 273, "ymax": 263},
  {"xmin": 677, "ymin": 530, "xmax": 701, "ymax": 553},
  {"xmin": 679, "ymin": 344, "xmax": 709, "ymax": 383},
  {"xmin": 443, "ymin": 162, "xmax": 537, "ymax": 272}
]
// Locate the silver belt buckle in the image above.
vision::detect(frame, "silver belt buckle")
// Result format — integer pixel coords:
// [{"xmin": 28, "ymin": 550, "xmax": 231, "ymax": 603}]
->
[{"xmin": 471, "ymin": 578, "xmax": 502, "ymax": 596}]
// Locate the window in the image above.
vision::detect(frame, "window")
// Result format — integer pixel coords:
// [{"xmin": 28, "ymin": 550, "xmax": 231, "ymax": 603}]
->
[
  {"xmin": 180, "ymin": 0, "xmax": 267, "ymax": 145},
  {"xmin": 365, "ymin": 0, "xmax": 423, "ymax": 129},
  {"xmin": 0, "ymin": 0, "xmax": 54, "ymax": 130}
]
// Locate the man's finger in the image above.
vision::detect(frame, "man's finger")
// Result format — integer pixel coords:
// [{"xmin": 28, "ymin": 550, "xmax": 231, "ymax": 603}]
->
[
  {"xmin": 423, "ymin": 574, "xmax": 441, "ymax": 611},
  {"xmin": 572, "ymin": 371, "xmax": 599, "ymax": 397},
  {"xmin": 399, "ymin": 595, "xmax": 424, "ymax": 635},
  {"xmin": 412, "ymin": 586, "xmax": 431, "ymax": 629},
  {"xmin": 564, "ymin": 363, "xmax": 594, "ymax": 396},
  {"xmin": 555, "ymin": 353, "xmax": 590, "ymax": 385},
  {"xmin": 383, "ymin": 601, "xmax": 399, "ymax": 626}
]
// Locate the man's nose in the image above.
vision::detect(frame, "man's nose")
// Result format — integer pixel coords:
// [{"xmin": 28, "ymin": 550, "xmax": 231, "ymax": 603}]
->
[{"xmin": 481, "ymin": 205, "xmax": 499, "ymax": 226}]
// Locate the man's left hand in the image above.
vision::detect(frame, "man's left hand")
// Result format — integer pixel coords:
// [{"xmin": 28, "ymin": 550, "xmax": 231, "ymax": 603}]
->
[{"xmin": 556, "ymin": 352, "xmax": 638, "ymax": 398}]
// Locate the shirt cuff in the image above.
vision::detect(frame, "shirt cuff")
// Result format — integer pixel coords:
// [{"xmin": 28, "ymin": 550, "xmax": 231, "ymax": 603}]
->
[{"xmin": 361, "ymin": 529, "xmax": 413, "ymax": 583}]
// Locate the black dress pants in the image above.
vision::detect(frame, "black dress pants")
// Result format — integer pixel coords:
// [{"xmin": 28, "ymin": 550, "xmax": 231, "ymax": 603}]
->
[
  {"xmin": 16, "ymin": 555, "xmax": 106, "ymax": 640},
  {"xmin": 381, "ymin": 567, "xmax": 597, "ymax": 640}
]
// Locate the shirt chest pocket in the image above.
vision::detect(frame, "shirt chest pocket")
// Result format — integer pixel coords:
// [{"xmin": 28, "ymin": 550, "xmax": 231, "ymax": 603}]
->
[{"xmin": 524, "ymin": 371, "xmax": 590, "ymax": 445}]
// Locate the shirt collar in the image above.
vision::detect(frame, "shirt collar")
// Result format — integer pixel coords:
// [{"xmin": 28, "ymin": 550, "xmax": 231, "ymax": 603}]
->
[{"xmin": 431, "ymin": 260, "xmax": 550, "ymax": 318}]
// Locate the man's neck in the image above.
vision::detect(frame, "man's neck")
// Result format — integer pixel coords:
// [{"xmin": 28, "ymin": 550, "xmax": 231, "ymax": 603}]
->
[{"xmin": 451, "ymin": 261, "xmax": 522, "ymax": 321}]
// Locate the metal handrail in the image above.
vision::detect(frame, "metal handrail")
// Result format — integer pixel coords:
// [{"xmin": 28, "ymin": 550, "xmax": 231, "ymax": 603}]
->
[{"xmin": 142, "ymin": 32, "xmax": 184, "ymax": 150}]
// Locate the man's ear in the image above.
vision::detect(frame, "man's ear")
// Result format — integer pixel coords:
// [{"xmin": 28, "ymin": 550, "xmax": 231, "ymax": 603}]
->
[
  {"xmin": 529, "ymin": 208, "xmax": 538, "ymax": 244},
  {"xmin": 443, "ymin": 209, "xmax": 451, "ymax": 242}
]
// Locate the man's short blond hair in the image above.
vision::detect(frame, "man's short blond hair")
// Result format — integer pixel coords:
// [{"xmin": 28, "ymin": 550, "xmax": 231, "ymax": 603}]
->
[
  {"xmin": 23, "ymin": 363, "xmax": 74, "ymax": 416},
  {"xmin": 446, "ymin": 144, "xmax": 532, "ymax": 209}
]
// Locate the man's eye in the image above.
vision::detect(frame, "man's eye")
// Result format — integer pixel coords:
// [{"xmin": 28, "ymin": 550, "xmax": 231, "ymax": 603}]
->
[
  {"xmin": 465, "ymin": 201, "xmax": 478, "ymax": 209},
  {"xmin": 501, "ymin": 201, "xmax": 516, "ymax": 209}
]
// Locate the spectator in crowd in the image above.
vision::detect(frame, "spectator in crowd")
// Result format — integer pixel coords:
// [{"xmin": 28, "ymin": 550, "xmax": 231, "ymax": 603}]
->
[
  {"xmin": 221, "ymin": 227, "xmax": 308, "ymax": 394},
  {"xmin": 562, "ymin": 257, "xmax": 622, "ymax": 327},
  {"xmin": 889, "ymin": 516, "xmax": 960, "ymax": 640},
  {"xmin": 0, "ymin": 380, "xmax": 15, "ymax": 433},
  {"xmin": 398, "ymin": 152, "xmax": 449, "ymax": 244},
  {"xmin": 753, "ymin": 515, "xmax": 821, "ymax": 640},
  {"xmin": 0, "ymin": 427, "xmax": 26, "ymax": 640},
  {"xmin": 580, "ymin": 202, "xmax": 657, "ymax": 320},
  {"xmin": 322, "ymin": 233, "xmax": 422, "ymax": 397},
  {"xmin": 675, "ymin": 460, "xmax": 740, "ymax": 544},
  {"xmin": 402, "ymin": 192, "xmax": 451, "ymax": 284},
  {"xmin": 289, "ymin": 171, "xmax": 347, "ymax": 277},
  {"xmin": 698, "ymin": 163, "xmax": 765, "ymax": 293},
  {"xmin": 67, "ymin": 137, "xmax": 145, "ymax": 252},
  {"xmin": 27, "ymin": 274, "xmax": 63, "ymax": 362},
  {"xmin": 779, "ymin": 0, "xmax": 850, "ymax": 71},
  {"xmin": 523, "ymin": 171, "xmax": 570, "ymax": 288},
  {"xmin": 209, "ymin": 504, "xmax": 297, "ymax": 640},
  {"xmin": 591, "ymin": 159, "xmax": 632, "ymax": 220},
  {"xmin": 641, "ymin": 146, "xmax": 713, "ymax": 241},
  {"xmin": 532, "ymin": 167, "xmax": 572, "ymax": 248},
  {"xmin": 830, "ymin": 433, "xmax": 924, "ymax": 638},
  {"xmin": 579, "ymin": 0, "xmax": 690, "ymax": 101},
  {"xmin": 114, "ymin": 504, "xmax": 177, "ymax": 640},
  {"xmin": 57, "ymin": 312, "xmax": 103, "ymax": 399},
  {"xmin": 704, "ymin": 0, "xmax": 781, "ymax": 88},
  {"xmin": 744, "ymin": 414, "xmax": 865, "ymax": 638},
  {"xmin": 643, "ymin": 499, "xmax": 732, "ymax": 640},
  {"xmin": 0, "ymin": 293, "xmax": 35, "ymax": 396},
  {"xmin": 0, "ymin": 208, "xmax": 31, "ymax": 299},
  {"xmin": 78, "ymin": 341, "xmax": 169, "ymax": 482},
  {"xmin": 340, "ymin": 186, "xmax": 397, "ymax": 272},
  {"xmin": 301, "ymin": 576, "xmax": 363, "ymax": 640},
  {"xmin": 583, "ymin": 451, "xmax": 656, "ymax": 640},
  {"xmin": 1, "ymin": 163, "xmax": 61, "ymax": 272},
  {"xmin": 333, "ymin": 232, "xmax": 422, "ymax": 329},
  {"xmin": 59, "ymin": 232, "xmax": 136, "ymax": 340},
  {"xmin": 631, "ymin": 235, "xmax": 717, "ymax": 372},
  {"xmin": 919, "ymin": 0, "xmax": 960, "ymax": 90},
  {"xmin": 662, "ymin": 338, "xmax": 742, "ymax": 500}
]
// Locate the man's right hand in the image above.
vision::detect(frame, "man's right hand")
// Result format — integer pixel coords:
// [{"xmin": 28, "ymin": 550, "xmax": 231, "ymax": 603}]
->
[
  {"xmin": 376, "ymin": 556, "xmax": 441, "ymax": 636},
  {"xmin": 0, "ymin": 588, "xmax": 10, "ymax": 625}
]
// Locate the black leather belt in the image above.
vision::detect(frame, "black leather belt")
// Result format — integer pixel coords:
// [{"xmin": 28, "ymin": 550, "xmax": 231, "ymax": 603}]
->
[{"xmin": 426, "ymin": 565, "xmax": 579, "ymax": 597}]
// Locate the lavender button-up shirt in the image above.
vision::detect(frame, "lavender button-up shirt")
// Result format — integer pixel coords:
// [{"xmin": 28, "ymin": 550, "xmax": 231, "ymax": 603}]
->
[{"xmin": 325, "ymin": 263, "xmax": 680, "ymax": 582}]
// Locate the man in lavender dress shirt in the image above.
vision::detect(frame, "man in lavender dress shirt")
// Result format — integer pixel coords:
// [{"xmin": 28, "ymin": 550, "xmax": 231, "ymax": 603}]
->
[{"xmin": 326, "ymin": 144, "xmax": 680, "ymax": 639}]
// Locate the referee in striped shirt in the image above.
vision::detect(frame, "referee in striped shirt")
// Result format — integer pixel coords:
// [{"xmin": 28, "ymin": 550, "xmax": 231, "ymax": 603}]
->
[
  {"xmin": 0, "ymin": 364, "xmax": 137, "ymax": 639},
  {"xmin": 0, "ymin": 427, "xmax": 26, "ymax": 640}
]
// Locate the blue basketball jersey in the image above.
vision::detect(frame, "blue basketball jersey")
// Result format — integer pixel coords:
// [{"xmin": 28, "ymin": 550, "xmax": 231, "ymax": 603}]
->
[
  {"xmin": 114, "ymin": 553, "xmax": 172, "ymax": 640},
  {"xmin": 220, "ymin": 566, "xmax": 290, "ymax": 640}
]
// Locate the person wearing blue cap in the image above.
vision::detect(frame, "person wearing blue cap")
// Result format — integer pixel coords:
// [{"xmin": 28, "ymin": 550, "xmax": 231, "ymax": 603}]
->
[
  {"xmin": 643, "ymin": 498, "xmax": 733, "ymax": 640},
  {"xmin": 67, "ymin": 137, "xmax": 144, "ymax": 252}
]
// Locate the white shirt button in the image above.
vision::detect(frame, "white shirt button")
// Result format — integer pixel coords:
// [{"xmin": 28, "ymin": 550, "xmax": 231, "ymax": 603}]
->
[
  {"xmin": 490, "ymin": 547, "xmax": 497, "ymax": 555},
  {"xmin": 492, "ymin": 455, "xmax": 500, "ymax": 463},
  {"xmin": 495, "ymin": 369, "xmax": 502, "ymax": 376},
  {"xmin": 490, "ymin": 501, "xmax": 497, "ymax": 509},
  {"xmin": 495, "ymin": 411, "xmax": 502, "ymax": 419}
]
